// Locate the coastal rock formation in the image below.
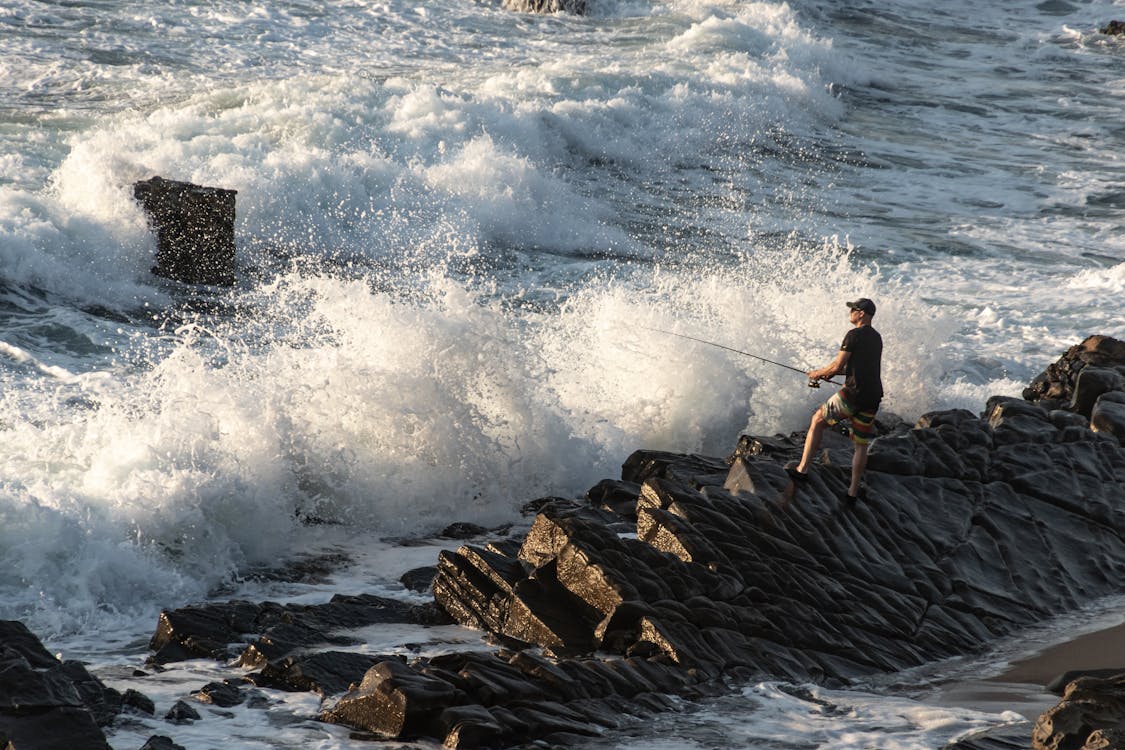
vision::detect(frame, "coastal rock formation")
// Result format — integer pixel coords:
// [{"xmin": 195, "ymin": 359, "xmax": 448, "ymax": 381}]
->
[
  {"xmin": 1023, "ymin": 335, "xmax": 1125, "ymax": 421},
  {"xmin": 502, "ymin": 0, "xmax": 586, "ymax": 15},
  {"xmin": 149, "ymin": 592, "xmax": 449, "ymax": 670},
  {"xmin": 133, "ymin": 176, "xmax": 238, "ymax": 286},
  {"xmin": 1101, "ymin": 20, "xmax": 1125, "ymax": 35},
  {"xmin": 13, "ymin": 337, "xmax": 1125, "ymax": 749},
  {"xmin": 314, "ymin": 336, "xmax": 1125, "ymax": 747},
  {"xmin": 1034, "ymin": 674, "xmax": 1125, "ymax": 750},
  {"xmin": 0, "ymin": 620, "xmax": 124, "ymax": 750}
]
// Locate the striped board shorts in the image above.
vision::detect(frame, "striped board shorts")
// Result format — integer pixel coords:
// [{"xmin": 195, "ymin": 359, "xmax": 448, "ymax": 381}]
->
[{"xmin": 822, "ymin": 389, "xmax": 878, "ymax": 445}]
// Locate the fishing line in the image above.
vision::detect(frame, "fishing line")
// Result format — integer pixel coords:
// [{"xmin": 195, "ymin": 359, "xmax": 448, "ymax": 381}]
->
[{"xmin": 641, "ymin": 326, "xmax": 839, "ymax": 387}]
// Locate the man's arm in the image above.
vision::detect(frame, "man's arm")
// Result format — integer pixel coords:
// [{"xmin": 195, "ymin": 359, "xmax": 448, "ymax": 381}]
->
[{"xmin": 808, "ymin": 349, "xmax": 850, "ymax": 381}]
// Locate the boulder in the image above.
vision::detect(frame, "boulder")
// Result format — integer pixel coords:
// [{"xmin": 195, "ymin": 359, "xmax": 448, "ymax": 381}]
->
[
  {"xmin": 133, "ymin": 176, "xmax": 237, "ymax": 286},
  {"xmin": 163, "ymin": 700, "xmax": 200, "ymax": 724},
  {"xmin": 140, "ymin": 737, "xmax": 186, "ymax": 750},
  {"xmin": 1034, "ymin": 674, "xmax": 1125, "ymax": 750},
  {"xmin": 0, "ymin": 620, "xmax": 119, "ymax": 750},
  {"xmin": 1023, "ymin": 335, "xmax": 1125, "ymax": 411},
  {"xmin": 1101, "ymin": 20, "xmax": 1125, "ymax": 35},
  {"xmin": 1091, "ymin": 392, "xmax": 1125, "ymax": 444},
  {"xmin": 149, "ymin": 593, "xmax": 442, "ymax": 666},
  {"xmin": 502, "ymin": 0, "xmax": 586, "ymax": 14},
  {"xmin": 319, "ymin": 659, "xmax": 460, "ymax": 738}
]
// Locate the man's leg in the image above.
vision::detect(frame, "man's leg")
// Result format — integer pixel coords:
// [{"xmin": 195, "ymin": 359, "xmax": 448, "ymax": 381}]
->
[
  {"xmin": 795, "ymin": 407, "xmax": 828, "ymax": 475},
  {"xmin": 847, "ymin": 409, "xmax": 877, "ymax": 498},
  {"xmin": 849, "ymin": 442, "xmax": 869, "ymax": 497}
]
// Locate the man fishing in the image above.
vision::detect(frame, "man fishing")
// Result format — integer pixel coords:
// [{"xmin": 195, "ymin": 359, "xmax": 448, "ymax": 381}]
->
[{"xmin": 786, "ymin": 298, "xmax": 883, "ymax": 504}]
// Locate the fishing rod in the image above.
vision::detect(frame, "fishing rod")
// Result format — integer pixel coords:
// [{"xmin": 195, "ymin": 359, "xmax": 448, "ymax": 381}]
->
[{"xmin": 642, "ymin": 326, "xmax": 839, "ymax": 388}]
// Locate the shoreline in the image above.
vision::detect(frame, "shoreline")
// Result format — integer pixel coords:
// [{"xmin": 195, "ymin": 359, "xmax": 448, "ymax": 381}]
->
[{"xmin": 926, "ymin": 617, "xmax": 1125, "ymax": 720}]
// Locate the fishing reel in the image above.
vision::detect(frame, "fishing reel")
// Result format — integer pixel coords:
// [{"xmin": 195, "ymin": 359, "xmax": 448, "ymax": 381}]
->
[{"xmin": 807, "ymin": 378, "xmax": 822, "ymax": 389}]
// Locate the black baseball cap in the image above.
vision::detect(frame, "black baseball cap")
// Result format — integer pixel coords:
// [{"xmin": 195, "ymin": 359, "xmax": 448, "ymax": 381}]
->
[{"xmin": 846, "ymin": 298, "xmax": 876, "ymax": 315}]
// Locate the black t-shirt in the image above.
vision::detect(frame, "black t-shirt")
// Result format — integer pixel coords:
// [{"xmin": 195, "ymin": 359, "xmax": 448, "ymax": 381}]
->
[{"xmin": 840, "ymin": 325, "xmax": 883, "ymax": 411}]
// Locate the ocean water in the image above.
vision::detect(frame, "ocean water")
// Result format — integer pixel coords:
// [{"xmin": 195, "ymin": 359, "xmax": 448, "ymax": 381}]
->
[{"xmin": 1, "ymin": 0, "xmax": 1123, "ymax": 747}]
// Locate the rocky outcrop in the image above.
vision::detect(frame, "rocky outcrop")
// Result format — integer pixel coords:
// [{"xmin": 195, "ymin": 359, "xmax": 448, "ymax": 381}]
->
[
  {"xmin": 1034, "ymin": 674, "xmax": 1125, "ymax": 750},
  {"xmin": 133, "ymin": 176, "xmax": 237, "ymax": 286},
  {"xmin": 1102, "ymin": 20, "xmax": 1125, "ymax": 35},
  {"xmin": 0, "ymin": 620, "xmax": 124, "ymax": 750},
  {"xmin": 149, "ymin": 593, "xmax": 449, "ymax": 665},
  {"xmin": 1023, "ymin": 335, "xmax": 1125, "ymax": 437},
  {"xmin": 309, "ymin": 339, "xmax": 1125, "ymax": 747},
  {"xmin": 502, "ymin": 0, "xmax": 586, "ymax": 15}
]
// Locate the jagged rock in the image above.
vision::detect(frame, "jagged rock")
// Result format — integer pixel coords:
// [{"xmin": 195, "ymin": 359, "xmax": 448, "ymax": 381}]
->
[
  {"xmin": 1050, "ymin": 671, "xmax": 1125, "ymax": 695},
  {"xmin": 400, "ymin": 566, "xmax": 439, "ymax": 593},
  {"xmin": 442, "ymin": 522, "xmax": 491, "ymax": 539},
  {"xmin": 1101, "ymin": 20, "xmax": 1125, "ymax": 35},
  {"xmin": 1091, "ymin": 392, "xmax": 1125, "ymax": 444},
  {"xmin": 122, "ymin": 688, "xmax": 156, "ymax": 716},
  {"xmin": 150, "ymin": 593, "xmax": 434, "ymax": 666},
  {"xmin": 163, "ymin": 699, "xmax": 200, "ymax": 724},
  {"xmin": 441, "ymin": 704, "xmax": 507, "ymax": 748},
  {"xmin": 140, "ymin": 737, "xmax": 186, "ymax": 750},
  {"xmin": 191, "ymin": 680, "xmax": 245, "ymax": 707},
  {"xmin": 320, "ymin": 659, "xmax": 461, "ymax": 738},
  {"xmin": 620, "ymin": 450, "xmax": 731, "ymax": 487},
  {"xmin": 1023, "ymin": 335, "xmax": 1125, "ymax": 411},
  {"xmin": 1072, "ymin": 368, "xmax": 1125, "ymax": 417},
  {"xmin": 502, "ymin": 0, "xmax": 586, "ymax": 14},
  {"xmin": 248, "ymin": 651, "xmax": 395, "ymax": 695},
  {"xmin": 1034, "ymin": 674, "xmax": 1125, "ymax": 750},
  {"xmin": 133, "ymin": 176, "xmax": 237, "ymax": 286},
  {"xmin": 585, "ymin": 478, "xmax": 642, "ymax": 518},
  {"xmin": 0, "ymin": 620, "xmax": 119, "ymax": 749}
]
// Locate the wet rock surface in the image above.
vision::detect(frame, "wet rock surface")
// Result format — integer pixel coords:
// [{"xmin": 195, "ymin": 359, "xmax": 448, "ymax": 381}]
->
[
  {"xmin": 133, "ymin": 176, "xmax": 238, "ymax": 286},
  {"xmin": 148, "ymin": 592, "xmax": 450, "ymax": 666},
  {"xmin": 502, "ymin": 0, "xmax": 586, "ymax": 14},
  {"xmin": 0, "ymin": 620, "xmax": 125, "ymax": 750},
  {"xmin": 1034, "ymin": 673, "xmax": 1125, "ymax": 750}
]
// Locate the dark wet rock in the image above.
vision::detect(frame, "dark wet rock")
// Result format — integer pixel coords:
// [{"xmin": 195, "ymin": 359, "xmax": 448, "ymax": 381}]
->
[
  {"xmin": 621, "ymin": 450, "xmax": 731, "ymax": 486},
  {"xmin": 1092, "ymin": 392, "xmax": 1125, "ymax": 444},
  {"xmin": 363, "ymin": 339, "xmax": 1125, "ymax": 747},
  {"xmin": 400, "ymin": 565, "xmax": 439, "ymax": 593},
  {"xmin": 163, "ymin": 699, "xmax": 200, "ymax": 724},
  {"xmin": 140, "ymin": 736, "xmax": 187, "ymax": 750},
  {"xmin": 1023, "ymin": 335, "xmax": 1125, "ymax": 413},
  {"xmin": 1034, "ymin": 674, "xmax": 1125, "ymax": 750},
  {"xmin": 502, "ymin": 0, "xmax": 586, "ymax": 14},
  {"xmin": 191, "ymin": 679, "xmax": 245, "ymax": 707},
  {"xmin": 1049, "ymin": 670, "xmax": 1125, "ymax": 695},
  {"xmin": 122, "ymin": 688, "xmax": 156, "ymax": 716},
  {"xmin": 133, "ymin": 176, "xmax": 237, "ymax": 286},
  {"xmin": 56, "ymin": 660, "xmax": 123, "ymax": 726},
  {"xmin": 585, "ymin": 478, "xmax": 642, "ymax": 518},
  {"xmin": 0, "ymin": 620, "xmax": 120, "ymax": 749},
  {"xmin": 248, "ymin": 651, "xmax": 397, "ymax": 696},
  {"xmin": 442, "ymin": 522, "xmax": 491, "ymax": 539},
  {"xmin": 0, "ymin": 620, "xmax": 59, "ymax": 669},
  {"xmin": 244, "ymin": 551, "xmax": 352, "ymax": 585},
  {"xmin": 1101, "ymin": 20, "xmax": 1125, "ymax": 35},
  {"xmin": 319, "ymin": 658, "xmax": 461, "ymax": 738},
  {"xmin": 149, "ymin": 593, "xmax": 436, "ymax": 665}
]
